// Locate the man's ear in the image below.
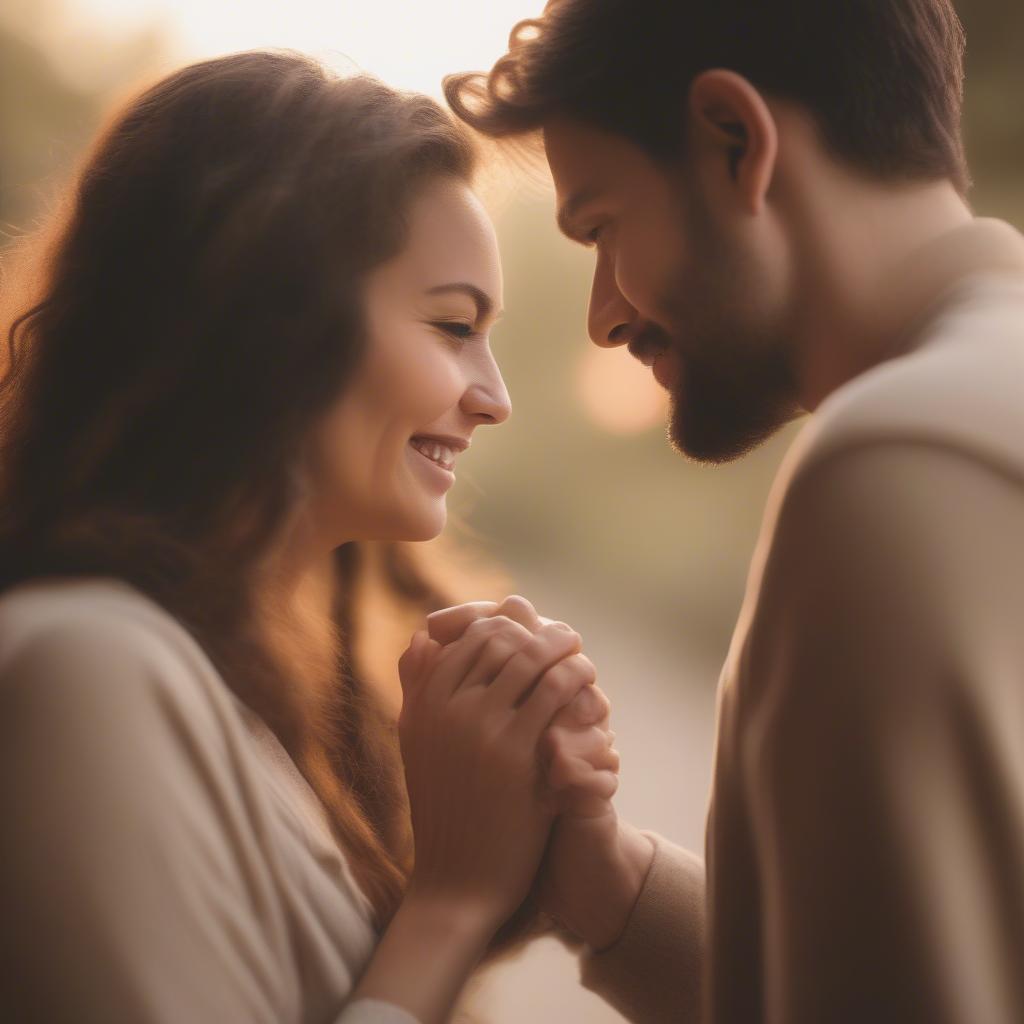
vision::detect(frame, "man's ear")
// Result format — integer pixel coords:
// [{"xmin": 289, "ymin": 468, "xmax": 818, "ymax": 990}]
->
[{"xmin": 687, "ymin": 69, "xmax": 778, "ymax": 215}]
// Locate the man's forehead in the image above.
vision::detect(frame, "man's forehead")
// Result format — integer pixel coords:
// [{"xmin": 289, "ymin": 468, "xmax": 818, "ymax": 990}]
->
[
  {"xmin": 544, "ymin": 117, "xmax": 650, "ymax": 204},
  {"xmin": 544, "ymin": 117, "xmax": 608, "ymax": 182}
]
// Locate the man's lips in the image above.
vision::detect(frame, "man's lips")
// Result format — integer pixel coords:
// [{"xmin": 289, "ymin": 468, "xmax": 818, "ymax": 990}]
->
[
  {"xmin": 627, "ymin": 326, "xmax": 674, "ymax": 376},
  {"xmin": 628, "ymin": 341, "xmax": 664, "ymax": 368},
  {"xmin": 651, "ymin": 351, "xmax": 677, "ymax": 390},
  {"xmin": 626, "ymin": 336, "xmax": 677, "ymax": 390}
]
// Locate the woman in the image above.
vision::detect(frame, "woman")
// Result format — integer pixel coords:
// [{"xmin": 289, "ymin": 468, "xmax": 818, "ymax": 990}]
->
[{"xmin": 0, "ymin": 52, "xmax": 617, "ymax": 1023}]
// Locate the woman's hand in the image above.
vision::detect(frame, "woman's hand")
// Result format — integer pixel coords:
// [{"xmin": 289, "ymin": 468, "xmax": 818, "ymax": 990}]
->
[
  {"xmin": 427, "ymin": 595, "xmax": 621, "ymax": 818},
  {"xmin": 397, "ymin": 613, "xmax": 596, "ymax": 931},
  {"xmin": 351, "ymin": 614, "xmax": 599, "ymax": 1024},
  {"xmin": 426, "ymin": 596, "xmax": 652, "ymax": 951}
]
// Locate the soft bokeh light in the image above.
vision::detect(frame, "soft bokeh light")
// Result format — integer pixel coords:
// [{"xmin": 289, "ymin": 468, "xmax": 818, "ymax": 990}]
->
[{"xmin": 576, "ymin": 341, "xmax": 671, "ymax": 435}]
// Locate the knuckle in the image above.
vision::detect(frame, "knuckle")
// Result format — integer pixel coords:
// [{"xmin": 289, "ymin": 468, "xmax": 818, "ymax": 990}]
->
[
  {"xmin": 581, "ymin": 724, "xmax": 609, "ymax": 748},
  {"xmin": 552, "ymin": 753, "xmax": 585, "ymax": 790},
  {"xmin": 574, "ymin": 652, "xmax": 597, "ymax": 676},
  {"xmin": 540, "ymin": 723, "xmax": 571, "ymax": 757},
  {"xmin": 499, "ymin": 594, "xmax": 537, "ymax": 617},
  {"xmin": 482, "ymin": 634, "xmax": 516, "ymax": 661},
  {"xmin": 538, "ymin": 623, "xmax": 582, "ymax": 655},
  {"xmin": 547, "ymin": 754, "xmax": 574, "ymax": 788},
  {"xmin": 490, "ymin": 615, "xmax": 533, "ymax": 641},
  {"xmin": 465, "ymin": 614, "xmax": 503, "ymax": 636},
  {"xmin": 539, "ymin": 620, "xmax": 579, "ymax": 641},
  {"xmin": 566, "ymin": 653, "xmax": 597, "ymax": 685},
  {"xmin": 548, "ymin": 702, "xmax": 579, "ymax": 729},
  {"xmin": 539, "ymin": 665, "xmax": 580, "ymax": 702},
  {"xmin": 569, "ymin": 682, "xmax": 609, "ymax": 724}
]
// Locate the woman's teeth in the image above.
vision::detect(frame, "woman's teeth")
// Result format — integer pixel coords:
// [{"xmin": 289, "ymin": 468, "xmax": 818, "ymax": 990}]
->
[{"xmin": 411, "ymin": 438, "xmax": 456, "ymax": 471}]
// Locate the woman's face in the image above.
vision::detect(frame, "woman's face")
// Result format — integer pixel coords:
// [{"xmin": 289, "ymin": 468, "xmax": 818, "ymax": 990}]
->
[{"xmin": 307, "ymin": 177, "xmax": 509, "ymax": 547}]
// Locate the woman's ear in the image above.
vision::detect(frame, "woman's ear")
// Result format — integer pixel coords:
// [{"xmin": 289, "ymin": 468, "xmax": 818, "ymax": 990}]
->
[{"xmin": 687, "ymin": 69, "xmax": 779, "ymax": 215}]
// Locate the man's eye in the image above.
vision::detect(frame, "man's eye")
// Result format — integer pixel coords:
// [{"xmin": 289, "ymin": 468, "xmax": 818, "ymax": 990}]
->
[{"xmin": 431, "ymin": 321, "xmax": 476, "ymax": 341}]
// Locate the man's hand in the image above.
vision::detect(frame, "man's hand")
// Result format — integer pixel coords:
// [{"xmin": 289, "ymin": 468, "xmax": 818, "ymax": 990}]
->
[{"xmin": 425, "ymin": 596, "xmax": 655, "ymax": 951}]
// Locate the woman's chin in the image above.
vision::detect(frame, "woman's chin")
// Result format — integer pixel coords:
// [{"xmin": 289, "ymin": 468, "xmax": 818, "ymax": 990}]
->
[
  {"xmin": 389, "ymin": 502, "xmax": 448, "ymax": 543},
  {"xmin": 338, "ymin": 499, "xmax": 448, "ymax": 545}
]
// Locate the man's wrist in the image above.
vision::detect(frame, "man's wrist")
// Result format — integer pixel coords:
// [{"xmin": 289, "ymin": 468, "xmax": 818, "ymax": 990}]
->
[
  {"xmin": 589, "ymin": 823, "xmax": 656, "ymax": 951},
  {"xmin": 546, "ymin": 817, "xmax": 656, "ymax": 951}
]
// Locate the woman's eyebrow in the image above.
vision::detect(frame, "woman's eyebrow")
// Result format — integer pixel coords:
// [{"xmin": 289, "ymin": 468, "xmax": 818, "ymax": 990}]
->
[{"xmin": 425, "ymin": 283, "xmax": 502, "ymax": 321}]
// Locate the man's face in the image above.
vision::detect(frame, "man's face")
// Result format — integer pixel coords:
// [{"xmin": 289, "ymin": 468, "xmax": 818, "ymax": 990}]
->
[{"xmin": 544, "ymin": 116, "xmax": 800, "ymax": 463}]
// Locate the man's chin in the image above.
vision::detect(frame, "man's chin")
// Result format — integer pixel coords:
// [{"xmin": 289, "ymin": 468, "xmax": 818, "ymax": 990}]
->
[{"xmin": 666, "ymin": 387, "xmax": 796, "ymax": 465}]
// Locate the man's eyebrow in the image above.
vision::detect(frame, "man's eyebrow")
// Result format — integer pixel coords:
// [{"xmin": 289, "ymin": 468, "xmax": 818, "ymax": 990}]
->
[
  {"xmin": 556, "ymin": 188, "xmax": 602, "ymax": 239},
  {"xmin": 425, "ymin": 283, "xmax": 502, "ymax": 321}
]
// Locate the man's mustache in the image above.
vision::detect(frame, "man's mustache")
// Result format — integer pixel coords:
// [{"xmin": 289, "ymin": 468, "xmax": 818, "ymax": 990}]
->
[{"xmin": 627, "ymin": 324, "xmax": 675, "ymax": 364}]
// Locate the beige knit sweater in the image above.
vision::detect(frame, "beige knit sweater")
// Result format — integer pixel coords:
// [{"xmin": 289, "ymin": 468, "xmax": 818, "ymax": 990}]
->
[{"xmin": 0, "ymin": 577, "xmax": 416, "ymax": 1024}]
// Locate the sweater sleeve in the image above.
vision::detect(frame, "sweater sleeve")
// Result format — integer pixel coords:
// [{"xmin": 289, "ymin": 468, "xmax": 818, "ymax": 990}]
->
[
  {"xmin": 740, "ymin": 441, "xmax": 1024, "ymax": 1023},
  {"xmin": 0, "ymin": 613, "xmax": 394, "ymax": 1024},
  {"xmin": 580, "ymin": 832, "xmax": 705, "ymax": 1023}
]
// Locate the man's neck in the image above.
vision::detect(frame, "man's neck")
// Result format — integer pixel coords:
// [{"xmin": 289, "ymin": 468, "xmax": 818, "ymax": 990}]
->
[{"xmin": 793, "ymin": 183, "xmax": 1024, "ymax": 411}]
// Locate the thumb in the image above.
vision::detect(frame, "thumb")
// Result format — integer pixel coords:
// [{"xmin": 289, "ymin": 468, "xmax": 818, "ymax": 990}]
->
[
  {"xmin": 398, "ymin": 630, "xmax": 430, "ymax": 697},
  {"xmin": 426, "ymin": 601, "xmax": 499, "ymax": 644}
]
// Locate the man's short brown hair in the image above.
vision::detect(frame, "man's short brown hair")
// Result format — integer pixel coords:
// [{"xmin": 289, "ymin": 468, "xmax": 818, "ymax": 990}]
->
[{"xmin": 446, "ymin": 0, "xmax": 970, "ymax": 193}]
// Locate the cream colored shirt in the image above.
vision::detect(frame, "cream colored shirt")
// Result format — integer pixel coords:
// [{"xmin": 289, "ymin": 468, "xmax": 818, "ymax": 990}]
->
[
  {"xmin": 581, "ymin": 271, "xmax": 1024, "ymax": 1022},
  {"xmin": 0, "ymin": 577, "xmax": 416, "ymax": 1024}
]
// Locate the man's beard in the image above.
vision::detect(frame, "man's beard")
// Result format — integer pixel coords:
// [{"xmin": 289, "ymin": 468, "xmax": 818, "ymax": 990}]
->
[
  {"xmin": 667, "ymin": 336, "xmax": 801, "ymax": 464},
  {"xmin": 645, "ymin": 180, "xmax": 804, "ymax": 464},
  {"xmin": 635, "ymin": 292, "xmax": 801, "ymax": 465}
]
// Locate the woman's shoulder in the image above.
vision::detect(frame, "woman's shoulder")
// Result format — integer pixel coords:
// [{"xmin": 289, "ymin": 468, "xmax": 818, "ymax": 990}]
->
[{"xmin": 0, "ymin": 575, "xmax": 232, "ymax": 727}]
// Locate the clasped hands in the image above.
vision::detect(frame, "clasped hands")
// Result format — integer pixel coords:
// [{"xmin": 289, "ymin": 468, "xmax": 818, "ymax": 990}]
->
[{"xmin": 398, "ymin": 595, "xmax": 654, "ymax": 953}]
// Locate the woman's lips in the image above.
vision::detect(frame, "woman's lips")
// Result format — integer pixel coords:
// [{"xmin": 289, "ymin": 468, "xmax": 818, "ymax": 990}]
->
[
  {"xmin": 410, "ymin": 437, "xmax": 457, "ymax": 471},
  {"xmin": 408, "ymin": 440, "xmax": 456, "ymax": 490}
]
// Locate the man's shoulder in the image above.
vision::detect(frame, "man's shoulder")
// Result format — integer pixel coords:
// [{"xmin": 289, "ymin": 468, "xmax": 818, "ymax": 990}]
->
[{"xmin": 792, "ymin": 273, "xmax": 1024, "ymax": 489}]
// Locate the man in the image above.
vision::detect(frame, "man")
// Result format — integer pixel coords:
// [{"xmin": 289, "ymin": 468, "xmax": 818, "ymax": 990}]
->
[{"xmin": 432, "ymin": 1, "xmax": 1024, "ymax": 1021}]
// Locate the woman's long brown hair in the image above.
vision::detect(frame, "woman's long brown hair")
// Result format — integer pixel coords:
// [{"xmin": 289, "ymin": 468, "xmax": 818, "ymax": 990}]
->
[{"xmin": 0, "ymin": 51, "xmax": 483, "ymax": 929}]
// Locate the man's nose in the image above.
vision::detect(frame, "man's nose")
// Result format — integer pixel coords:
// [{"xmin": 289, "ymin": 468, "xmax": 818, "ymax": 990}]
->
[{"xmin": 587, "ymin": 253, "xmax": 638, "ymax": 349}]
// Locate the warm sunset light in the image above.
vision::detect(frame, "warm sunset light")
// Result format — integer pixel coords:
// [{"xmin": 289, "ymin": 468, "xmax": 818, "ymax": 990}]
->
[
  {"xmin": 31, "ymin": 0, "xmax": 546, "ymax": 96},
  {"xmin": 576, "ymin": 342, "xmax": 671, "ymax": 435}
]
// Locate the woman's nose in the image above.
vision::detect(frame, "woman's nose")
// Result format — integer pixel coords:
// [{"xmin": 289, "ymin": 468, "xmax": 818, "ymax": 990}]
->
[{"xmin": 461, "ymin": 351, "xmax": 511, "ymax": 425}]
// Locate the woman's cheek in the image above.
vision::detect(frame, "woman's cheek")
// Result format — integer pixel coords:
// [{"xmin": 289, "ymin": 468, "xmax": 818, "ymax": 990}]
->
[{"xmin": 403, "ymin": 346, "xmax": 467, "ymax": 417}]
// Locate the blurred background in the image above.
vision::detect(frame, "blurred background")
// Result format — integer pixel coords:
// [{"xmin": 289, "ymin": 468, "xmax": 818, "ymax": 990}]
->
[{"xmin": 2, "ymin": 1, "xmax": 1021, "ymax": 1020}]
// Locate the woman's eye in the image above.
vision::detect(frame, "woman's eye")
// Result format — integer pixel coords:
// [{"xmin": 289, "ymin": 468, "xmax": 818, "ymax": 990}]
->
[{"xmin": 431, "ymin": 321, "xmax": 476, "ymax": 342}]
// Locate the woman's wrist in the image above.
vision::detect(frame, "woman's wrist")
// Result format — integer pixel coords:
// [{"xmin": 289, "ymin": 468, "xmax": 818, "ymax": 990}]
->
[
  {"xmin": 349, "ymin": 887, "xmax": 499, "ymax": 1024},
  {"xmin": 399, "ymin": 883, "xmax": 502, "ymax": 946}
]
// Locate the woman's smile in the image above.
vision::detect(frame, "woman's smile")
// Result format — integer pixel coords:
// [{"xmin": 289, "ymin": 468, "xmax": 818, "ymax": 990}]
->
[
  {"xmin": 409, "ymin": 434, "xmax": 469, "ymax": 473},
  {"xmin": 408, "ymin": 434, "xmax": 469, "ymax": 488}
]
